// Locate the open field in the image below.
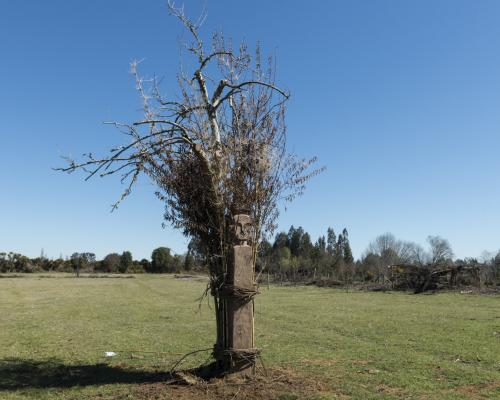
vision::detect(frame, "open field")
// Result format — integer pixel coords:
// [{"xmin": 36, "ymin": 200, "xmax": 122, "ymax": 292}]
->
[{"xmin": 0, "ymin": 274, "xmax": 499, "ymax": 399}]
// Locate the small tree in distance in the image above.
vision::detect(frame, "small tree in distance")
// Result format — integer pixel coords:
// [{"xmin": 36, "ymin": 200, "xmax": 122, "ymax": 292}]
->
[
  {"xmin": 119, "ymin": 251, "xmax": 133, "ymax": 273},
  {"xmin": 151, "ymin": 247, "xmax": 173, "ymax": 273},
  {"xmin": 102, "ymin": 253, "xmax": 121, "ymax": 273},
  {"xmin": 58, "ymin": 3, "xmax": 322, "ymax": 373}
]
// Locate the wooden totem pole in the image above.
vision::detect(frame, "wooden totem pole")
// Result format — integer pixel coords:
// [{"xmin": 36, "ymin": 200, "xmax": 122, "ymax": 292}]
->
[{"xmin": 217, "ymin": 211, "xmax": 260, "ymax": 373}]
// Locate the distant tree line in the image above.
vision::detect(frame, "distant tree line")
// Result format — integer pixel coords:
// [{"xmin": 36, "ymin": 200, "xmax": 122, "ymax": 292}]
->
[
  {"xmin": 358, "ymin": 233, "xmax": 499, "ymax": 287},
  {"xmin": 2, "ymin": 229, "xmax": 499, "ymax": 287},
  {"xmin": 0, "ymin": 247, "xmax": 196, "ymax": 274},
  {"xmin": 255, "ymin": 228, "xmax": 499, "ymax": 286},
  {"xmin": 255, "ymin": 226, "xmax": 355, "ymax": 284}
]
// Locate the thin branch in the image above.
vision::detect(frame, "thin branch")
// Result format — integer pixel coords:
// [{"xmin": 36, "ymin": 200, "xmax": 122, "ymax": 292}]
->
[
  {"xmin": 215, "ymin": 81, "xmax": 289, "ymax": 109},
  {"xmin": 199, "ymin": 51, "xmax": 233, "ymax": 71}
]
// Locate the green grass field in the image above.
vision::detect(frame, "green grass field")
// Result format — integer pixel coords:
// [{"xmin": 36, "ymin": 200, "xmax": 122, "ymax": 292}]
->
[{"xmin": 0, "ymin": 274, "xmax": 499, "ymax": 399}]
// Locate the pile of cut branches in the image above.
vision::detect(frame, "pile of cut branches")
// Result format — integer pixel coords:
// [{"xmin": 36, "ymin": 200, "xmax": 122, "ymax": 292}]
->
[{"xmin": 388, "ymin": 264, "xmax": 483, "ymax": 293}]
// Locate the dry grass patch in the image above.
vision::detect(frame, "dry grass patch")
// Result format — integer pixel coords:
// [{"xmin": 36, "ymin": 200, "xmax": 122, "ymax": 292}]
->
[{"xmin": 122, "ymin": 367, "xmax": 333, "ymax": 400}]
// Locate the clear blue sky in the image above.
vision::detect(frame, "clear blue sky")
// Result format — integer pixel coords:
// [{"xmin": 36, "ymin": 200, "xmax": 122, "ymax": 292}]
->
[{"xmin": 1, "ymin": 0, "xmax": 499, "ymax": 260}]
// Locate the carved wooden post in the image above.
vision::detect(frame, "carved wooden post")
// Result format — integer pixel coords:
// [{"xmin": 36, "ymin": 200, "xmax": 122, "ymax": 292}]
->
[{"xmin": 219, "ymin": 212, "xmax": 259, "ymax": 373}]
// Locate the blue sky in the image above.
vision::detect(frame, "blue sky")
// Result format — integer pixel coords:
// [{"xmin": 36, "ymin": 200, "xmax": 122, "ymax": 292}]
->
[{"xmin": 1, "ymin": 0, "xmax": 499, "ymax": 260}]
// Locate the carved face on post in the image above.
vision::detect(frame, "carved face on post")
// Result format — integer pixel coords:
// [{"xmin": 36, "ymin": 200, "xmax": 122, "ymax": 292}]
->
[{"xmin": 232, "ymin": 214, "xmax": 254, "ymax": 246}]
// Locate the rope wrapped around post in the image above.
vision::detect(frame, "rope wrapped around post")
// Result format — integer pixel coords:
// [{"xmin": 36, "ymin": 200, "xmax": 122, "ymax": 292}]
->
[
  {"xmin": 213, "ymin": 346, "xmax": 262, "ymax": 365},
  {"xmin": 218, "ymin": 284, "xmax": 260, "ymax": 302}
]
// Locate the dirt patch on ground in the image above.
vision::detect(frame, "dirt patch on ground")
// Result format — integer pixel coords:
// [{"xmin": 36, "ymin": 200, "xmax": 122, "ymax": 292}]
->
[
  {"xmin": 375, "ymin": 384, "xmax": 408, "ymax": 397},
  {"xmin": 120, "ymin": 367, "xmax": 332, "ymax": 400},
  {"xmin": 453, "ymin": 381, "xmax": 500, "ymax": 399}
]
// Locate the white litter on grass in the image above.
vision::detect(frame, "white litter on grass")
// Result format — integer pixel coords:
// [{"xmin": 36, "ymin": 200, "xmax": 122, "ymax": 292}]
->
[{"xmin": 104, "ymin": 351, "xmax": 117, "ymax": 357}]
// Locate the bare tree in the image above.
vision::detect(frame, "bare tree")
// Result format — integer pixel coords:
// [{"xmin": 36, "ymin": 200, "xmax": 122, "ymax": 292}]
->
[
  {"xmin": 365, "ymin": 233, "xmax": 435, "ymax": 279},
  {"xmin": 366, "ymin": 233, "xmax": 409, "ymax": 279},
  {"xmin": 427, "ymin": 235, "xmax": 454, "ymax": 265},
  {"xmin": 57, "ymin": 3, "xmax": 321, "ymax": 374},
  {"xmin": 408, "ymin": 243, "xmax": 430, "ymax": 266}
]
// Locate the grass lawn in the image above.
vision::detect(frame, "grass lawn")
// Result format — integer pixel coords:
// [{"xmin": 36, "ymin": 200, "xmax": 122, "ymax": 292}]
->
[{"xmin": 0, "ymin": 274, "xmax": 499, "ymax": 399}]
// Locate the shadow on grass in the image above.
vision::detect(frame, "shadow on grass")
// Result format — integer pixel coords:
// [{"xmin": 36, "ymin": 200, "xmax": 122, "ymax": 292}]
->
[
  {"xmin": 0, "ymin": 358, "xmax": 172, "ymax": 390},
  {"xmin": 0, "ymin": 359, "xmax": 326, "ymax": 399}
]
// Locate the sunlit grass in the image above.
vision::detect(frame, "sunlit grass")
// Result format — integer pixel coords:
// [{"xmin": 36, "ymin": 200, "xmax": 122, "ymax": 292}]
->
[{"xmin": 0, "ymin": 274, "xmax": 499, "ymax": 399}]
